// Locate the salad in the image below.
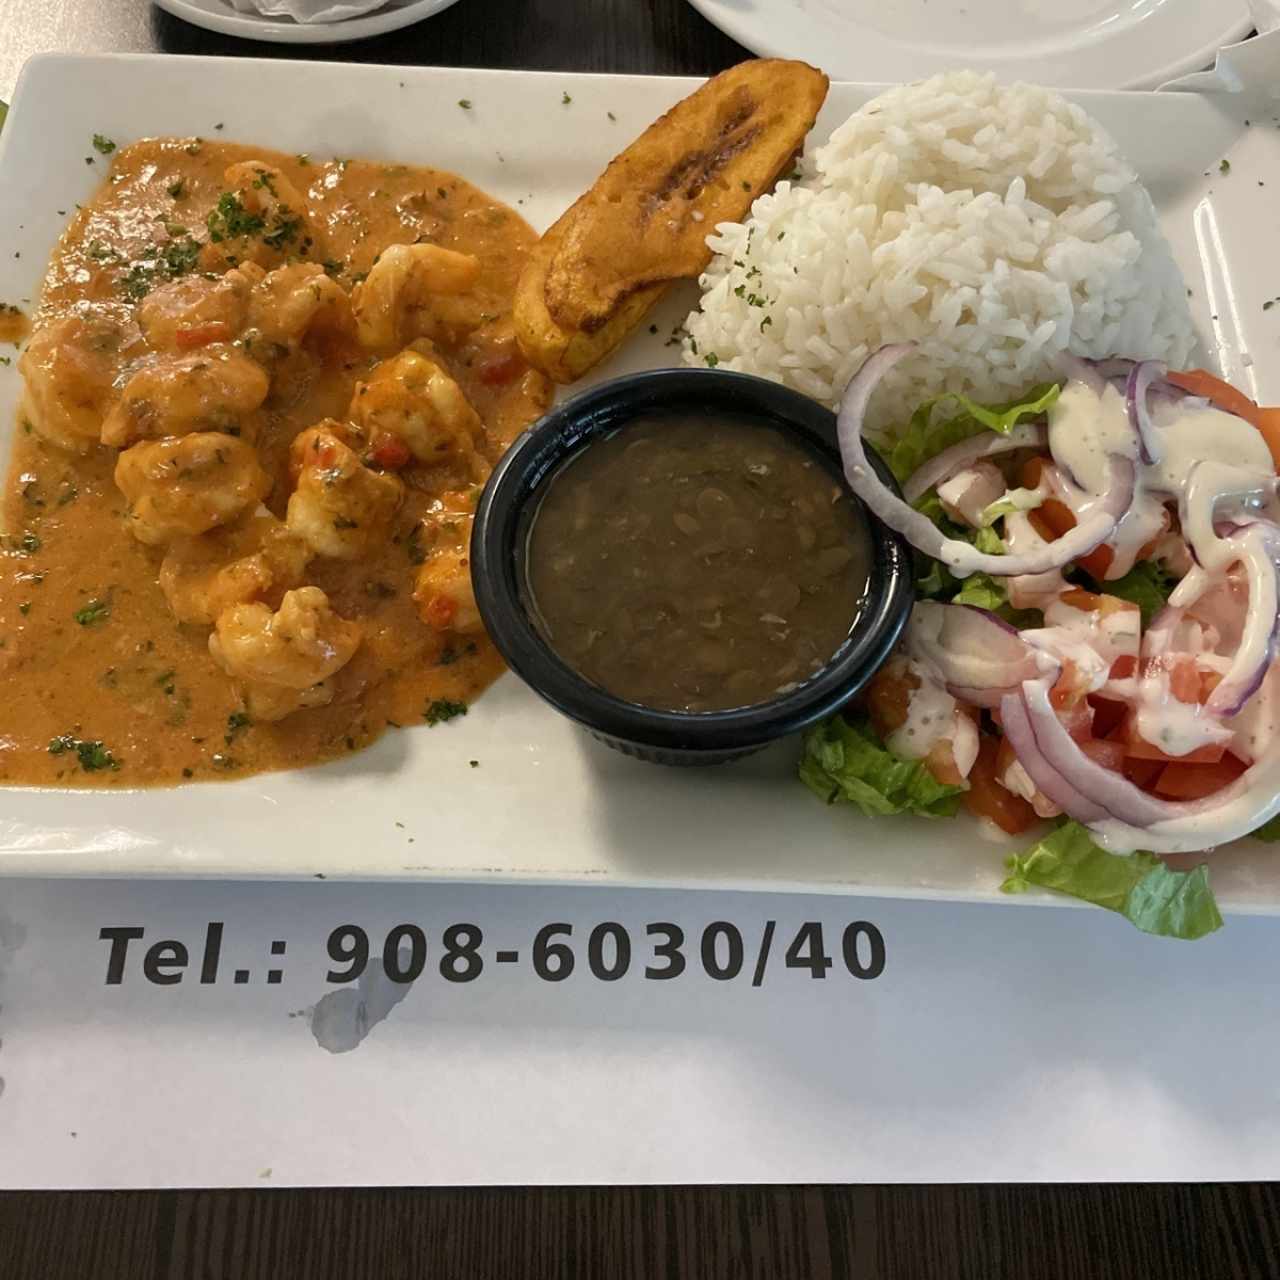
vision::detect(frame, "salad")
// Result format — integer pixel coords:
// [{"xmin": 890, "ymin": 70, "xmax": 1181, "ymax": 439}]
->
[{"xmin": 804, "ymin": 344, "xmax": 1280, "ymax": 940}]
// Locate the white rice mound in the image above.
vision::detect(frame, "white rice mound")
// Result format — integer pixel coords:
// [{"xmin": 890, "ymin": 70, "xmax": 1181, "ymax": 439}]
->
[{"xmin": 682, "ymin": 70, "xmax": 1196, "ymax": 431}]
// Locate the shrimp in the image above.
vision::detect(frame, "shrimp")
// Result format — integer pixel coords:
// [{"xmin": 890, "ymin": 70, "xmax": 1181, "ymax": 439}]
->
[
  {"xmin": 18, "ymin": 303, "xmax": 140, "ymax": 452},
  {"xmin": 115, "ymin": 432, "xmax": 271, "ymax": 546},
  {"xmin": 101, "ymin": 344, "xmax": 269, "ymax": 447},
  {"xmin": 204, "ymin": 162, "xmax": 320, "ymax": 271},
  {"xmin": 350, "ymin": 243, "xmax": 480, "ymax": 351},
  {"xmin": 414, "ymin": 546, "xmax": 483, "ymax": 634},
  {"xmin": 209, "ymin": 586, "xmax": 362, "ymax": 722},
  {"xmin": 159, "ymin": 511, "xmax": 312, "ymax": 625},
  {"xmin": 348, "ymin": 348, "xmax": 487, "ymax": 478},
  {"xmin": 244, "ymin": 262, "xmax": 352, "ymax": 349},
  {"xmin": 412, "ymin": 489, "xmax": 484, "ymax": 634},
  {"xmin": 137, "ymin": 264, "xmax": 263, "ymax": 351},
  {"xmin": 285, "ymin": 423, "xmax": 404, "ymax": 559}
]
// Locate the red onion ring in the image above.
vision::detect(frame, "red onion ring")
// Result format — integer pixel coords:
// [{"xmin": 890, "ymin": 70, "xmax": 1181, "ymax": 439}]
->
[
  {"xmin": 910, "ymin": 602, "xmax": 1044, "ymax": 697},
  {"xmin": 837, "ymin": 346, "xmax": 1132, "ymax": 579},
  {"xmin": 903, "ymin": 423, "xmax": 1048, "ymax": 505},
  {"xmin": 1000, "ymin": 670, "xmax": 1280, "ymax": 853},
  {"xmin": 1204, "ymin": 524, "xmax": 1280, "ymax": 715},
  {"xmin": 1021, "ymin": 678, "xmax": 1169, "ymax": 827},
  {"xmin": 1057, "ymin": 353, "xmax": 1107, "ymax": 396},
  {"xmin": 998, "ymin": 690, "xmax": 1110, "ymax": 822},
  {"xmin": 1125, "ymin": 359, "xmax": 1166, "ymax": 465}
]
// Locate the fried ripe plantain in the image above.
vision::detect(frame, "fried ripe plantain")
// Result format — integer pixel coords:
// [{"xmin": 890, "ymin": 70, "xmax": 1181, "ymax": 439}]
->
[{"xmin": 515, "ymin": 58, "xmax": 828, "ymax": 383}]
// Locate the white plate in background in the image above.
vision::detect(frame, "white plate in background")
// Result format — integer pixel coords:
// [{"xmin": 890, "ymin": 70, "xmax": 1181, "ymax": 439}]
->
[
  {"xmin": 0, "ymin": 54, "xmax": 1276, "ymax": 912},
  {"xmin": 154, "ymin": 0, "xmax": 461, "ymax": 44},
  {"xmin": 689, "ymin": 0, "xmax": 1253, "ymax": 91}
]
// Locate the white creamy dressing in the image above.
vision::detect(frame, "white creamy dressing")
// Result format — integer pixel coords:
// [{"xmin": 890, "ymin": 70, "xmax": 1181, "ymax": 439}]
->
[
  {"xmin": 889, "ymin": 370, "xmax": 1280, "ymax": 849},
  {"xmin": 1001, "ymin": 757, "xmax": 1062, "ymax": 819},
  {"xmin": 1002, "ymin": 512, "xmax": 1067, "ymax": 608},
  {"xmin": 1035, "ymin": 380, "xmax": 1280, "ymax": 849},
  {"xmin": 1228, "ymin": 665, "xmax": 1280, "ymax": 763},
  {"xmin": 886, "ymin": 658, "xmax": 958, "ymax": 762}
]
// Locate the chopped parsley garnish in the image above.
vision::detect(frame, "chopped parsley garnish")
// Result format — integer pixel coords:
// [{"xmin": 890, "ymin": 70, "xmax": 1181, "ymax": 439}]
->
[
  {"xmin": 561, "ymin": 92, "xmax": 572, "ymax": 105},
  {"xmin": 704, "ymin": 352, "xmax": 719, "ymax": 368},
  {"xmin": 117, "ymin": 234, "xmax": 202, "ymax": 301},
  {"xmin": 607, "ymin": 111, "xmax": 617, "ymax": 122},
  {"xmin": 458, "ymin": 99, "xmax": 472, "ymax": 110},
  {"xmin": 49, "ymin": 734, "xmax": 119, "ymax": 772},
  {"xmin": 92, "ymin": 134, "xmax": 116, "ymax": 155},
  {"xmin": 424, "ymin": 699, "xmax": 467, "ymax": 726},
  {"xmin": 225, "ymin": 710, "xmax": 251, "ymax": 744},
  {"xmin": 1220, "ymin": 158, "xmax": 1231, "ymax": 174},
  {"xmin": 73, "ymin": 598, "xmax": 110, "ymax": 626},
  {"xmin": 406, "ymin": 524, "xmax": 427, "ymax": 565},
  {"xmin": 207, "ymin": 192, "xmax": 265, "ymax": 243},
  {"xmin": 438, "ymin": 642, "xmax": 477, "ymax": 667},
  {"xmin": 261, "ymin": 210, "xmax": 302, "ymax": 250},
  {"xmin": 167, "ymin": 179, "xmax": 187, "ymax": 200}
]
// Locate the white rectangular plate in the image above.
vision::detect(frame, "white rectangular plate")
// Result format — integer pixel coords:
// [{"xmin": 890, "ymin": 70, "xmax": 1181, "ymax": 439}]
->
[{"xmin": 0, "ymin": 54, "xmax": 1277, "ymax": 910}]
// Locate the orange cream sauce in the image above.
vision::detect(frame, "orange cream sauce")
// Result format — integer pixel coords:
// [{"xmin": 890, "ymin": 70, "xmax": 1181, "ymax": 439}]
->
[{"xmin": 0, "ymin": 139, "xmax": 551, "ymax": 786}]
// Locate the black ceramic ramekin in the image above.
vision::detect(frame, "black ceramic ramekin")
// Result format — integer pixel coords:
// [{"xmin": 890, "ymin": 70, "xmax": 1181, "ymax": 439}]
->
[{"xmin": 471, "ymin": 368, "xmax": 913, "ymax": 764}]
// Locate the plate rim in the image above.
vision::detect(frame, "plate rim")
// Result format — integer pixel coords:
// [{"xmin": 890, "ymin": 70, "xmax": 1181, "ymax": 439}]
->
[
  {"xmin": 153, "ymin": 0, "xmax": 462, "ymax": 45},
  {"xmin": 687, "ymin": 0, "xmax": 1254, "ymax": 92}
]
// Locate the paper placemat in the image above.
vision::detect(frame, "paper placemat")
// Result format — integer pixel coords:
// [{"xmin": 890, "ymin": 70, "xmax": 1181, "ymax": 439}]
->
[{"xmin": 1, "ymin": 876, "xmax": 1278, "ymax": 1187}]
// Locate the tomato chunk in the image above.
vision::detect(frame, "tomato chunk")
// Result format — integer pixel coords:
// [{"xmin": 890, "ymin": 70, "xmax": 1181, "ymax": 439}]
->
[
  {"xmin": 1088, "ymin": 694, "xmax": 1128, "ymax": 740},
  {"xmin": 1154, "ymin": 754, "xmax": 1248, "ymax": 800},
  {"xmin": 1168, "ymin": 368, "xmax": 1280, "ymax": 473},
  {"xmin": 1080, "ymin": 737, "xmax": 1126, "ymax": 773},
  {"xmin": 963, "ymin": 735, "xmax": 1038, "ymax": 835},
  {"xmin": 174, "ymin": 321, "xmax": 232, "ymax": 349},
  {"xmin": 1120, "ymin": 710, "xmax": 1226, "ymax": 765},
  {"xmin": 1122, "ymin": 756, "xmax": 1165, "ymax": 790},
  {"xmin": 865, "ymin": 662, "xmax": 916, "ymax": 739}
]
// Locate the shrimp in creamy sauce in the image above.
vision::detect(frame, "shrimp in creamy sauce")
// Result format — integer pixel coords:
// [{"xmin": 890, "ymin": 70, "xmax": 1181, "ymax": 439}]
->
[{"xmin": 0, "ymin": 138, "xmax": 551, "ymax": 786}]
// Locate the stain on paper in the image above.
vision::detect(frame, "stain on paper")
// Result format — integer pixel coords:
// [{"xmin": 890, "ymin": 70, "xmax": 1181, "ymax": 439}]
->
[{"xmin": 309, "ymin": 959, "xmax": 414, "ymax": 1054}]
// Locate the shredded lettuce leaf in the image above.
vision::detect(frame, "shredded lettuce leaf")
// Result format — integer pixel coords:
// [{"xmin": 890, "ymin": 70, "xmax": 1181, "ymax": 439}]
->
[
  {"xmin": 1086, "ymin": 560, "xmax": 1174, "ymax": 627},
  {"xmin": 972, "ymin": 527, "xmax": 1005, "ymax": 556},
  {"xmin": 1001, "ymin": 821, "xmax": 1223, "ymax": 940},
  {"xmin": 1249, "ymin": 813, "xmax": 1280, "ymax": 842},
  {"xmin": 800, "ymin": 716, "xmax": 964, "ymax": 819},
  {"xmin": 879, "ymin": 382, "xmax": 1061, "ymax": 485},
  {"xmin": 951, "ymin": 572, "xmax": 1009, "ymax": 611},
  {"xmin": 979, "ymin": 487, "xmax": 1043, "ymax": 527}
]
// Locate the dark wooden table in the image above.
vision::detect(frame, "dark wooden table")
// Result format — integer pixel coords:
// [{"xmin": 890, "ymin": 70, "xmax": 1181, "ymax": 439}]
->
[{"xmin": 0, "ymin": 1, "xmax": 1276, "ymax": 1275}]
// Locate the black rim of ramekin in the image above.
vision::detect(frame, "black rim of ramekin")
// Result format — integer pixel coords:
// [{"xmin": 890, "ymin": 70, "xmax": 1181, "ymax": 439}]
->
[{"xmin": 471, "ymin": 368, "xmax": 914, "ymax": 754}]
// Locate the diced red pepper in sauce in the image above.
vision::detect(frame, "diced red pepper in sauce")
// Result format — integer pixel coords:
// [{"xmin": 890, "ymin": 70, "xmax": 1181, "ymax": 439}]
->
[
  {"xmin": 368, "ymin": 434, "xmax": 413, "ymax": 471},
  {"xmin": 174, "ymin": 321, "xmax": 233, "ymax": 349},
  {"xmin": 476, "ymin": 348, "xmax": 527, "ymax": 387},
  {"xmin": 421, "ymin": 594, "xmax": 458, "ymax": 630}
]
